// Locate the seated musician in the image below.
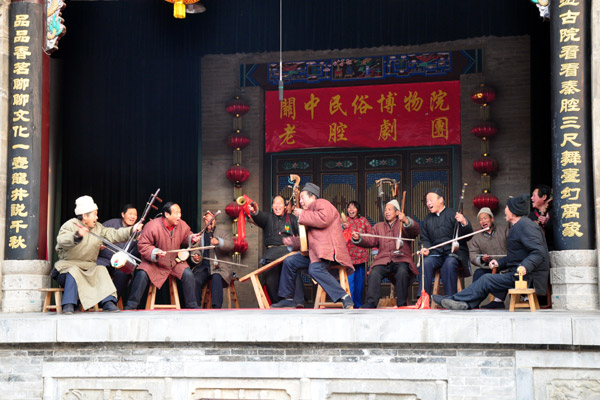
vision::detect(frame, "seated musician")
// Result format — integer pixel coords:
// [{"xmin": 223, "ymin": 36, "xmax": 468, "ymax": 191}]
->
[
  {"xmin": 188, "ymin": 210, "xmax": 234, "ymax": 309},
  {"xmin": 271, "ymin": 183, "xmax": 355, "ymax": 309},
  {"xmin": 467, "ymin": 207, "xmax": 509, "ymax": 309},
  {"xmin": 434, "ymin": 194, "xmax": 549, "ymax": 310},
  {"xmin": 247, "ymin": 196, "xmax": 305, "ymax": 307},
  {"xmin": 351, "ymin": 199, "xmax": 419, "ymax": 308},
  {"xmin": 124, "ymin": 202, "xmax": 200, "ymax": 310},
  {"xmin": 420, "ymin": 188, "xmax": 473, "ymax": 296},
  {"xmin": 96, "ymin": 203, "xmax": 140, "ymax": 304},
  {"xmin": 53, "ymin": 196, "xmax": 141, "ymax": 314}
]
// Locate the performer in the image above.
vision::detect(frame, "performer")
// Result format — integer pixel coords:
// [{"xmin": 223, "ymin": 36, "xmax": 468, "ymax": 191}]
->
[
  {"xmin": 189, "ymin": 210, "xmax": 234, "ymax": 309},
  {"xmin": 342, "ymin": 201, "xmax": 371, "ymax": 308},
  {"xmin": 529, "ymin": 184, "xmax": 554, "ymax": 251},
  {"xmin": 124, "ymin": 202, "xmax": 200, "ymax": 309},
  {"xmin": 96, "ymin": 203, "xmax": 140, "ymax": 303},
  {"xmin": 467, "ymin": 207, "xmax": 509, "ymax": 309},
  {"xmin": 271, "ymin": 183, "xmax": 355, "ymax": 309},
  {"xmin": 53, "ymin": 195, "xmax": 141, "ymax": 314},
  {"xmin": 420, "ymin": 188, "xmax": 473, "ymax": 296},
  {"xmin": 247, "ymin": 196, "xmax": 305, "ymax": 307},
  {"xmin": 351, "ymin": 199, "xmax": 419, "ymax": 307},
  {"xmin": 433, "ymin": 194, "xmax": 549, "ymax": 310}
]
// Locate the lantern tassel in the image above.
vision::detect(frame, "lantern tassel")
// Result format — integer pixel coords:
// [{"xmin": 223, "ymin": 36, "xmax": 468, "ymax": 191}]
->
[{"xmin": 173, "ymin": 1, "xmax": 186, "ymax": 18}]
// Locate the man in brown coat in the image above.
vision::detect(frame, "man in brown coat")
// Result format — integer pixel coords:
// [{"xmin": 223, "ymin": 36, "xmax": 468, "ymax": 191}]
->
[
  {"xmin": 351, "ymin": 199, "xmax": 420, "ymax": 307},
  {"xmin": 124, "ymin": 202, "xmax": 201, "ymax": 309},
  {"xmin": 271, "ymin": 183, "xmax": 355, "ymax": 309}
]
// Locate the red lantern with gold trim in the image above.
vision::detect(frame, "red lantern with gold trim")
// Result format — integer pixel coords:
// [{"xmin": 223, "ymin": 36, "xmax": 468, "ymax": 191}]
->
[
  {"xmin": 472, "ymin": 121, "xmax": 498, "ymax": 139},
  {"xmin": 226, "ymin": 97, "xmax": 250, "ymax": 117},
  {"xmin": 471, "ymin": 84, "xmax": 496, "ymax": 105},
  {"xmin": 472, "ymin": 157, "xmax": 499, "ymax": 174},
  {"xmin": 226, "ymin": 166, "xmax": 250, "ymax": 186},
  {"xmin": 225, "ymin": 201, "xmax": 243, "ymax": 218},
  {"xmin": 227, "ymin": 133, "xmax": 250, "ymax": 150},
  {"xmin": 473, "ymin": 193, "xmax": 499, "ymax": 211},
  {"xmin": 233, "ymin": 237, "xmax": 248, "ymax": 253}
]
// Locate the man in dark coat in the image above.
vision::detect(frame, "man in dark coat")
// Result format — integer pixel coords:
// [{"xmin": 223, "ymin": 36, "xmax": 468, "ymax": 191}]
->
[
  {"xmin": 351, "ymin": 199, "xmax": 420, "ymax": 307},
  {"xmin": 420, "ymin": 188, "xmax": 473, "ymax": 296},
  {"xmin": 433, "ymin": 194, "xmax": 550, "ymax": 310}
]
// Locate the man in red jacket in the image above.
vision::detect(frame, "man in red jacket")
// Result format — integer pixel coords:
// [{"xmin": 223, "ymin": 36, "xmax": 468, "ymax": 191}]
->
[
  {"xmin": 272, "ymin": 182, "xmax": 355, "ymax": 309},
  {"xmin": 352, "ymin": 199, "xmax": 420, "ymax": 307}
]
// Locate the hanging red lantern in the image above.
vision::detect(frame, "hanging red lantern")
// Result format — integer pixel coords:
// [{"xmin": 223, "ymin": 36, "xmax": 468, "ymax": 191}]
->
[
  {"xmin": 471, "ymin": 84, "xmax": 496, "ymax": 105},
  {"xmin": 226, "ymin": 97, "xmax": 250, "ymax": 117},
  {"xmin": 226, "ymin": 133, "xmax": 251, "ymax": 150},
  {"xmin": 472, "ymin": 157, "xmax": 499, "ymax": 174},
  {"xmin": 233, "ymin": 237, "xmax": 248, "ymax": 253},
  {"xmin": 472, "ymin": 121, "xmax": 498, "ymax": 139},
  {"xmin": 225, "ymin": 201, "xmax": 243, "ymax": 218},
  {"xmin": 473, "ymin": 193, "xmax": 499, "ymax": 211},
  {"xmin": 226, "ymin": 166, "xmax": 250, "ymax": 186}
]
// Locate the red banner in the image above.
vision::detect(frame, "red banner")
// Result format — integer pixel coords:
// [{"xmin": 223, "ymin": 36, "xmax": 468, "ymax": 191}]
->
[{"xmin": 265, "ymin": 81, "xmax": 461, "ymax": 153}]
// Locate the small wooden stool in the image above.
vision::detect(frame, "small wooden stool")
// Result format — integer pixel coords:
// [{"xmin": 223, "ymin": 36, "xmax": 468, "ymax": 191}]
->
[
  {"xmin": 432, "ymin": 269, "xmax": 464, "ymax": 295},
  {"xmin": 508, "ymin": 288, "xmax": 540, "ymax": 312},
  {"xmin": 201, "ymin": 277, "xmax": 240, "ymax": 309},
  {"xmin": 40, "ymin": 288, "xmax": 64, "ymax": 313},
  {"xmin": 314, "ymin": 264, "xmax": 351, "ymax": 309},
  {"xmin": 145, "ymin": 276, "xmax": 181, "ymax": 310}
]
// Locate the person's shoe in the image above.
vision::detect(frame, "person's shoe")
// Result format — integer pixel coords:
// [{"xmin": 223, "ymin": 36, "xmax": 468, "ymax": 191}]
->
[
  {"xmin": 481, "ymin": 301, "xmax": 505, "ymax": 310},
  {"xmin": 341, "ymin": 294, "xmax": 354, "ymax": 309},
  {"xmin": 360, "ymin": 303, "xmax": 376, "ymax": 309},
  {"xmin": 295, "ymin": 303, "xmax": 305, "ymax": 309},
  {"xmin": 62, "ymin": 304, "xmax": 75, "ymax": 315},
  {"xmin": 441, "ymin": 298, "xmax": 469, "ymax": 310},
  {"xmin": 102, "ymin": 301, "xmax": 120, "ymax": 312},
  {"xmin": 270, "ymin": 299, "xmax": 296, "ymax": 308},
  {"xmin": 431, "ymin": 294, "xmax": 446, "ymax": 306}
]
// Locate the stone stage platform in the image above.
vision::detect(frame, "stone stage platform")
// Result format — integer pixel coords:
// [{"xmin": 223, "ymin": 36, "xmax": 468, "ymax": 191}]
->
[{"xmin": 1, "ymin": 308, "xmax": 600, "ymax": 399}]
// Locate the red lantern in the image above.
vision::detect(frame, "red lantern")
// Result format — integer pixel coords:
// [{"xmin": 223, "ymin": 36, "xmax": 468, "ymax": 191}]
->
[
  {"xmin": 233, "ymin": 237, "xmax": 248, "ymax": 253},
  {"xmin": 471, "ymin": 85, "xmax": 496, "ymax": 105},
  {"xmin": 226, "ymin": 133, "xmax": 250, "ymax": 150},
  {"xmin": 226, "ymin": 166, "xmax": 250, "ymax": 186},
  {"xmin": 226, "ymin": 97, "xmax": 250, "ymax": 117},
  {"xmin": 225, "ymin": 201, "xmax": 242, "ymax": 218},
  {"xmin": 473, "ymin": 193, "xmax": 499, "ymax": 211},
  {"xmin": 472, "ymin": 122, "xmax": 498, "ymax": 139},
  {"xmin": 472, "ymin": 157, "xmax": 499, "ymax": 174}
]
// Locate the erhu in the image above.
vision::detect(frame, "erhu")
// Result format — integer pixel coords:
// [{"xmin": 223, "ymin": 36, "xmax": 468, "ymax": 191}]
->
[
  {"xmin": 451, "ymin": 183, "xmax": 468, "ymax": 254},
  {"xmin": 176, "ymin": 210, "xmax": 221, "ymax": 263}
]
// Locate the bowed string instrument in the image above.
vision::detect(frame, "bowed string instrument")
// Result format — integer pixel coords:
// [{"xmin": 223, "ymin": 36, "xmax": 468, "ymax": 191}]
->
[
  {"xmin": 288, "ymin": 174, "xmax": 308, "ymax": 255},
  {"xmin": 451, "ymin": 183, "xmax": 468, "ymax": 254}
]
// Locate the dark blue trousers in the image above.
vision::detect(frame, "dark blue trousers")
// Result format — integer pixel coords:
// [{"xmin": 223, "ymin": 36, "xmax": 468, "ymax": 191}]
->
[
  {"xmin": 126, "ymin": 268, "xmax": 199, "ymax": 309},
  {"xmin": 278, "ymin": 253, "xmax": 347, "ymax": 303},
  {"xmin": 448, "ymin": 269, "xmax": 517, "ymax": 309},
  {"xmin": 106, "ymin": 265, "xmax": 132, "ymax": 302},
  {"xmin": 55, "ymin": 272, "xmax": 117, "ymax": 307},
  {"xmin": 347, "ymin": 263, "xmax": 365, "ymax": 308},
  {"xmin": 472, "ymin": 268, "xmax": 507, "ymax": 300},
  {"xmin": 366, "ymin": 262, "xmax": 414, "ymax": 307},
  {"xmin": 193, "ymin": 264, "xmax": 228, "ymax": 308},
  {"xmin": 422, "ymin": 255, "xmax": 460, "ymax": 295}
]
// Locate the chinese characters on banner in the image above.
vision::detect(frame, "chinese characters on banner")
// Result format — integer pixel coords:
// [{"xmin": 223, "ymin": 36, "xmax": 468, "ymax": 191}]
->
[
  {"xmin": 265, "ymin": 81, "xmax": 460, "ymax": 153},
  {"xmin": 550, "ymin": 0, "xmax": 594, "ymax": 249},
  {"xmin": 6, "ymin": 3, "xmax": 42, "ymax": 259}
]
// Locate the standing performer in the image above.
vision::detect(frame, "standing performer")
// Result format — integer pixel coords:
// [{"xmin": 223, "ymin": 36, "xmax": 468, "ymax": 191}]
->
[
  {"xmin": 529, "ymin": 184, "xmax": 554, "ymax": 251},
  {"xmin": 247, "ymin": 196, "xmax": 305, "ymax": 307},
  {"xmin": 96, "ymin": 203, "xmax": 140, "ymax": 303},
  {"xmin": 271, "ymin": 183, "xmax": 355, "ymax": 309},
  {"xmin": 124, "ymin": 202, "xmax": 200, "ymax": 310},
  {"xmin": 433, "ymin": 194, "xmax": 549, "ymax": 310},
  {"xmin": 420, "ymin": 187, "xmax": 473, "ymax": 296},
  {"xmin": 351, "ymin": 199, "xmax": 419, "ymax": 307},
  {"xmin": 343, "ymin": 201, "xmax": 371, "ymax": 308},
  {"xmin": 53, "ymin": 196, "xmax": 141, "ymax": 314},
  {"xmin": 189, "ymin": 210, "xmax": 234, "ymax": 309}
]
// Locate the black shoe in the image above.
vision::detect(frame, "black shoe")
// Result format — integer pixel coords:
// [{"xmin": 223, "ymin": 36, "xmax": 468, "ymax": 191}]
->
[
  {"xmin": 431, "ymin": 294, "xmax": 446, "ymax": 306},
  {"xmin": 360, "ymin": 303, "xmax": 376, "ymax": 309},
  {"xmin": 271, "ymin": 299, "xmax": 296, "ymax": 308},
  {"xmin": 481, "ymin": 301, "xmax": 505, "ymax": 310},
  {"xmin": 62, "ymin": 304, "xmax": 75, "ymax": 315},
  {"xmin": 295, "ymin": 303, "xmax": 305, "ymax": 309},
  {"xmin": 123, "ymin": 306, "xmax": 134, "ymax": 311},
  {"xmin": 341, "ymin": 294, "xmax": 354, "ymax": 309},
  {"xmin": 102, "ymin": 301, "xmax": 120, "ymax": 312},
  {"xmin": 441, "ymin": 298, "xmax": 469, "ymax": 310}
]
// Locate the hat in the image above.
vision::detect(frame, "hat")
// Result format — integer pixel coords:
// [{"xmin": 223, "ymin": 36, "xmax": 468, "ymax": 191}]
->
[
  {"xmin": 386, "ymin": 199, "xmax": 400, "ymax": 211},
  {"xmin": 427, "ymin": 187, "xmax": 445, "ymax": 199},
  {"xmin": 477, "ymin": 207, "xmax": 494, "ymax": 218},
  {"xmin": 302, "ymin": 182, "xmax": 320, "ymax": 198},
  {"xmin": 74, "ymin": 195, "xmax": 98, "ymax": 215},
  {"xmin": 507, "ymin": 194, "xmax": 530, "ymax": 217}
]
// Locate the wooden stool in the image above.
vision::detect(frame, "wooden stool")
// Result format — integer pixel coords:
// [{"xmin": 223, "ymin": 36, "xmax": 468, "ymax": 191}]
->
[
  {"xmin": 145, "ymin": 276, "xmax": 181, "ymax": 310},
  {"xmin": 40, "ymin": 288, "xmax": 64, "ymax": 313},
  {"xmin": 508, "ymin": 288, "xmax": 540, "ymax": 312},
  {"xmin": 432, "ymin": 269, "xmax": 464, "ymax": 295},
  {"xmin": 201, "ymin": 277, "xmax": 240, "ymax": 309},
  {"xmin": 314, "ymin": 264, "xmax": 351, "ymax": 309}
]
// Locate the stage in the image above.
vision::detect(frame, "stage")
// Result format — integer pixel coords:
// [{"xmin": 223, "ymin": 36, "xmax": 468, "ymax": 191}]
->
[{"xmin": 1, "ymin": 308, "xmax": 600, "ymax": 399}]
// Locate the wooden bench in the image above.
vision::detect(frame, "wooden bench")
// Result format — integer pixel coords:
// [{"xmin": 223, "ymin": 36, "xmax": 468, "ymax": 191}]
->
[
  {"xmin": 40, "ymin": 288, "xmax": 64, "ymax": 313},
  {"xmin": 145, "ymin": 276, "xmax": 180, "ymax": 310},
  {"xmin": 239, "ymin": 252, "xmax": 298, "ymax": 309},
  {"xmin": 508, "ymin": 288, "xmax": 540, "ymax": 312},
  {"xmin": 200, "ymin": 276, "xmax": 240, "ymax": 309},
  {"xmin": 313, "ymin": 264, "xmax": 352, "ymax": 309}
]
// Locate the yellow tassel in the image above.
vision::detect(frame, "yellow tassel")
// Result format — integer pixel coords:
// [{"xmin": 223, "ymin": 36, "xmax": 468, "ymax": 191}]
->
[{"xmin": 173, "ymin": 1, "xmax": 186, "ymax": 19}]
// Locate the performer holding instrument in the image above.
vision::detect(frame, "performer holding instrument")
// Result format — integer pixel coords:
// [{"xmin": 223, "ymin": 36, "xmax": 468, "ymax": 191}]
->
[{"xmin": 342, "ymin": 201, "xmax": 371, "ymax": 308}]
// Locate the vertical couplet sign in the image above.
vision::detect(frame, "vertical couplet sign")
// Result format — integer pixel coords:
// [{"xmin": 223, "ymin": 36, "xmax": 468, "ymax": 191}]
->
[
  {"xmin": 265, "ymin": 81, "xmax": 461, "ymax": 153},
  {"xmin": 550, "ymin": 0, "xmax": 594, "ymax": 250},
  {"xmin": 5, "ymin": 1, "xmax": 43, "ymax": 259}
]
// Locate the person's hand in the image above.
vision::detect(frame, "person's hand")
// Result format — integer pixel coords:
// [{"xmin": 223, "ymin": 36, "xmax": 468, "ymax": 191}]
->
[
  {"xmin": 342, "ymin": 222, "xmax": 350, "ymax": 229},
  {"xmin": 482, "ymin": 254, "xmax": 492, "ymax": 263},
  {"xmin": 248, "ymin": 203, "xmax": 257, "ymax": 214},
  {"xmin": 282, "ymin": 236, "xmax": 293, "ymax": 246},
  {"xmin": 517, "ymin": 265, "xmax": 527, "ymax": 276},
  {"xmin": 191, "ymin": 233, "xmax": 201, "ymax": 243},
  {"xmin": 398, "ymin": 211, "xmax": 408, "ymax": 224},
  {"xmin": 191, "ymin": 253, "xmax": 201, "ymax": 263},
  {"xmin": 455, "ymin": 212, "xmax": 466, "ymax": 225},
  {"xmin": 156, "ymin": 249, "xmax": 167, "ymax": 257},
  {"xmin": 77, "ymin": 226, "xmax": 88, "ymax": 238},
  {"xmin": 293, "ymin": 208, "xmax": 302, "ymax": 218},
  {"xmin": 351, "ymin": 231, "xmax": 360, "ymax": 241},
  {"xmin": 420, "ymin": 248, "xmax": 430, "ymax": 257},
  {"xmin": 538, "ymin": 214, "xmax": 549, "ymax": 225},
  {"xmin": 133, "ymin": 221, "xmax": 144, "ymax": 232},
  {"xmin": 210, "ymin": 237, "xmax": 219, "ymax": 246},
  {"xmin": 489, "ymin": 259, "xmax": 499, "ymax": 269}
]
